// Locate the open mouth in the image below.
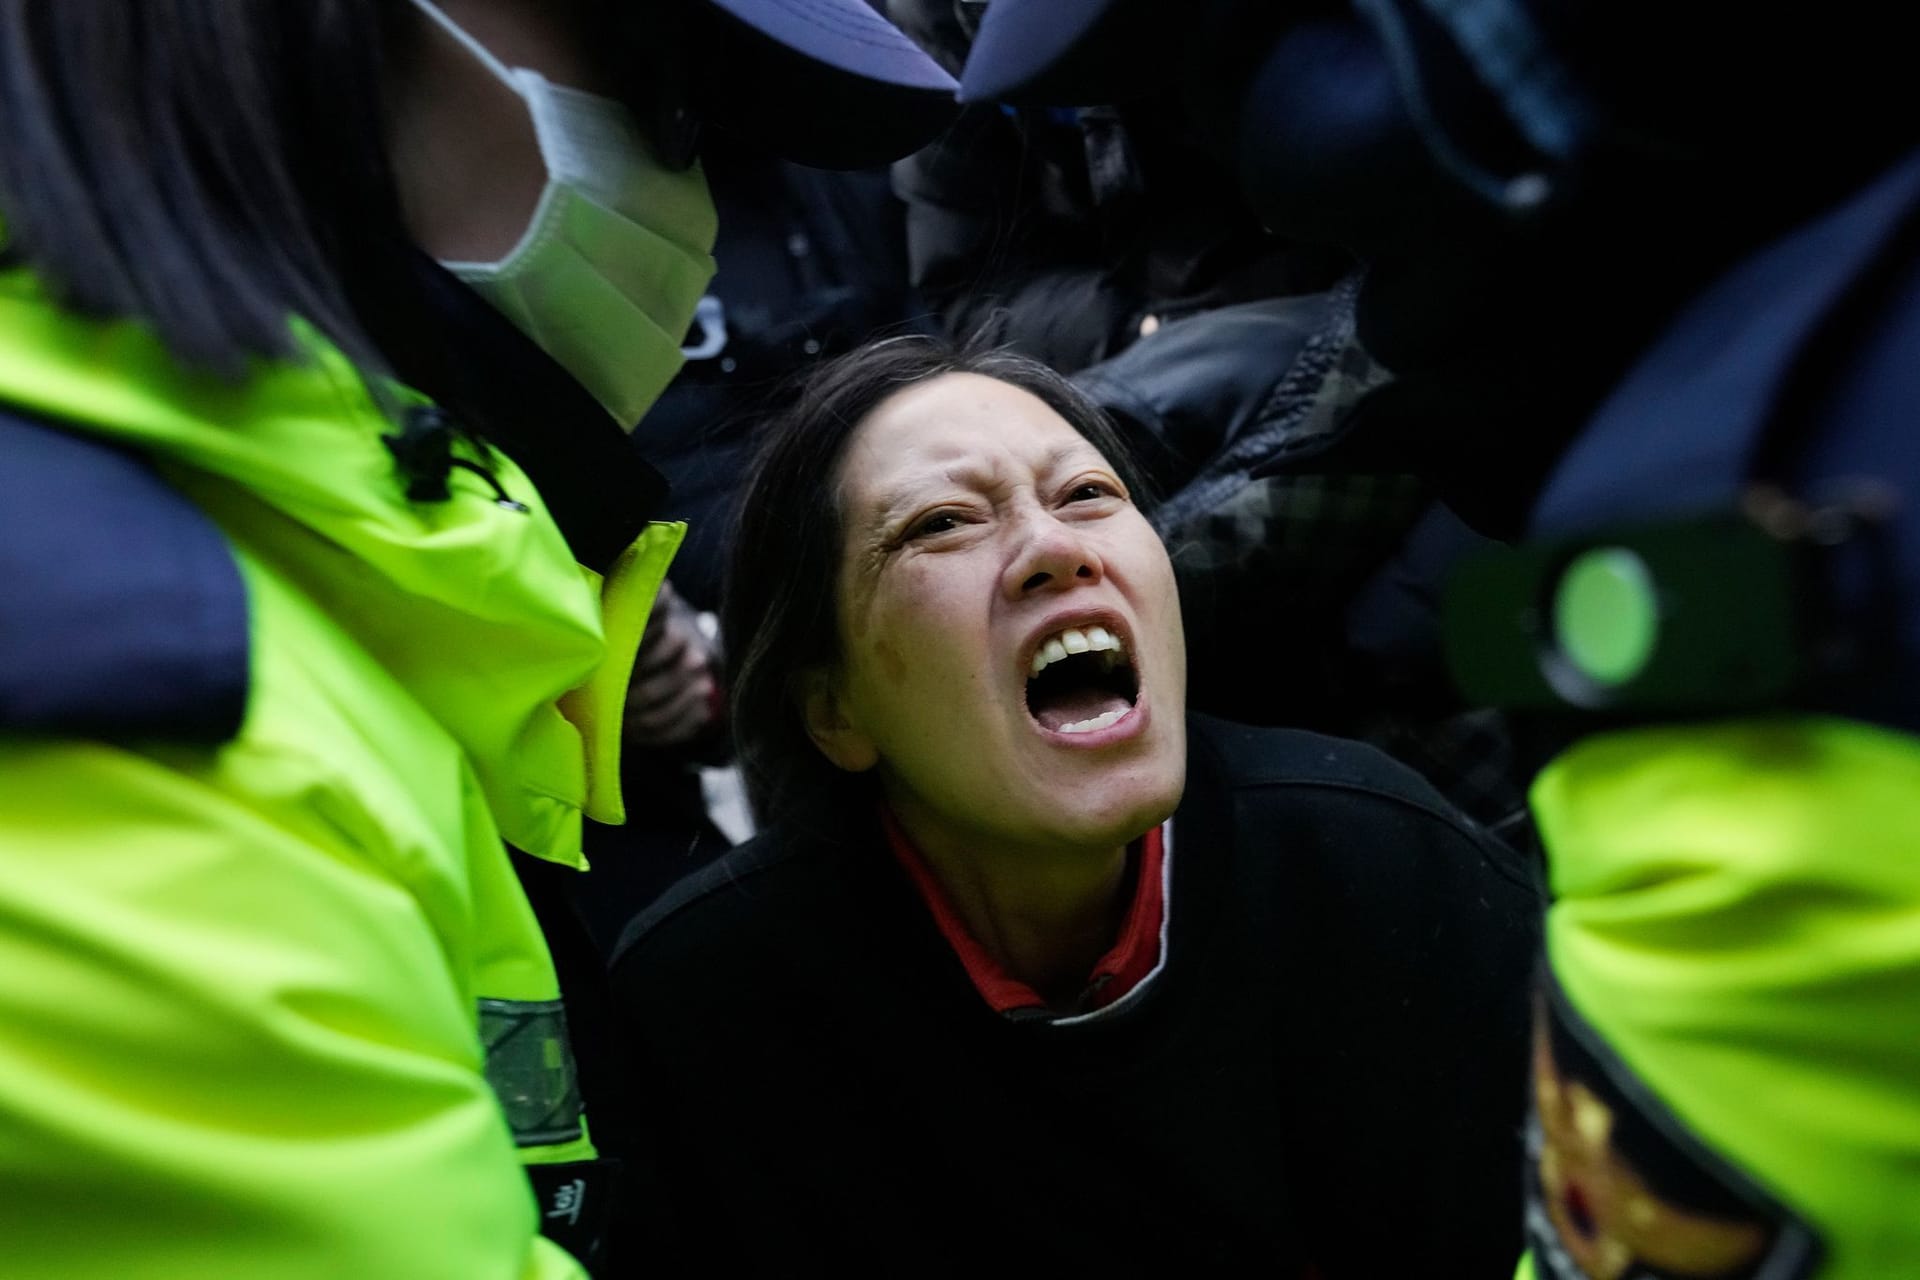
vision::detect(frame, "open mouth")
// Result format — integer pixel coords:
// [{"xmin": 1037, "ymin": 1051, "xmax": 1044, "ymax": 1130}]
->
[{"xmin": 1025, "ymin": 624, "xmax": 1140, "ymax": 735}]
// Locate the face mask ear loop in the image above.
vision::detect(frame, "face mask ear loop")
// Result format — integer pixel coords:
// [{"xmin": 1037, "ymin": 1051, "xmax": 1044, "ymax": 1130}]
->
[{"xmin": 407, "ymin": 0, "xmax": 520, "ymax": 91}]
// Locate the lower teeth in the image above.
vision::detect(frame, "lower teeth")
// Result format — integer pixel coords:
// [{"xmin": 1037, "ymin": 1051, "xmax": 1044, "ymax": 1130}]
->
[{"xmin": 1058, "ymin": 707, "xmax": 1126, "ymax": 734}]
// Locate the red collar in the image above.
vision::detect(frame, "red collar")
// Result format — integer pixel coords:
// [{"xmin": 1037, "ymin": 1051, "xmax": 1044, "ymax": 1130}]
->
[{"xmin": 882, "ymin": 810, "xmax": 1169, "ymax": 1018}]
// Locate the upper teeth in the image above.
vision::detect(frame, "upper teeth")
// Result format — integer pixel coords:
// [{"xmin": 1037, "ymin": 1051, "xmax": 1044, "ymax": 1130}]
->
[{"xmin": 1029, "ymin": 625, "xmax": 1125, "ymax": 676}]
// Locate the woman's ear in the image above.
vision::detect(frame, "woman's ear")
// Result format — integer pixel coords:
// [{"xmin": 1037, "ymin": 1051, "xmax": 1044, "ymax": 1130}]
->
[{"xmin": 798, "ymin": 668, "xmax": 878, "ymax": 773}]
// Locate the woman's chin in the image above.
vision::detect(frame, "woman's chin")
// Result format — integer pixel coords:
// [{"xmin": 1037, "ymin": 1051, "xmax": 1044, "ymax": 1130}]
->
[
  {"xmin": 1038, "ymin": 783, "xmax": 1183, "ymax": 855},
  {"xmin": 1019, "ymin": 731, "xmax": 1187, "ymax": 852}
]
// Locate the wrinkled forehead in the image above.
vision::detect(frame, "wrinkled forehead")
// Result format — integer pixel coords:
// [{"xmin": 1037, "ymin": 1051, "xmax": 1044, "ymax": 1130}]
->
[{"xmin": 834, "ymin": 372, "xmax": 1110, "ymax": 519}]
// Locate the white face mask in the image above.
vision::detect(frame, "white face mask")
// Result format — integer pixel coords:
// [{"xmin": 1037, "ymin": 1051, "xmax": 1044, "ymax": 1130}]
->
[{"xmin": 410, "ymin": 0, "xmax": 718, "ymax": 428}]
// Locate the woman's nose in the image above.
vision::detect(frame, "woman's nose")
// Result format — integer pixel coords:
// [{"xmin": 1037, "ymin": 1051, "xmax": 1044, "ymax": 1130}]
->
[{"xmin": 1003, "ymin": 512, "xmax": 1104, "ymax": 599}]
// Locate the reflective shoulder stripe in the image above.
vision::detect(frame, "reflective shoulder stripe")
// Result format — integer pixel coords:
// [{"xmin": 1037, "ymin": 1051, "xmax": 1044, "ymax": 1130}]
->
[{"xmin": 478, "ymin": 998, "xmax": 585, "ymax": 1148}]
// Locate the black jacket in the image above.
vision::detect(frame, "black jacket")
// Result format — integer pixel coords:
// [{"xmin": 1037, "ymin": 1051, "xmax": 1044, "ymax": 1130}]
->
[
  {"xmin": 608, "ymin": 716, "xmax": 1541, "ymax": 1276},
  {"xmin": 886, "ymin": 0, "xmax": 1339, "ymax": 375}
]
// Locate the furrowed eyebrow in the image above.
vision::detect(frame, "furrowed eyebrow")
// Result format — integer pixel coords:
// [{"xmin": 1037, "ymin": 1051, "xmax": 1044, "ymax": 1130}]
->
[
  {"xmin": 1042, "ymin": 442, "xmax": 1093, "ymax": 472},
  {"xmin": 863, "ymin": 441, "xmax": 1109, "ymax": 527},
  {"xmin": 867, "ymin": 463, "xmax": 997, "ymax": 523}
]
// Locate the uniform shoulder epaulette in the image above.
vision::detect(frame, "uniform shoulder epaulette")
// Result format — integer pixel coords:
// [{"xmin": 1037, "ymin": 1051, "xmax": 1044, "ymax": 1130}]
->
[{"xmin": 0, "ymin": 407, "xmax": 248, "ymax": 742}]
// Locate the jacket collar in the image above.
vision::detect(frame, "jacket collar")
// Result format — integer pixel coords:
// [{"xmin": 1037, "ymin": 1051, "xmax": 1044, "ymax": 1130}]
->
[
  {"xmin": 0, "ymin": 261, "xmax": 625, "ymax": 864},
  {"xmin": 394, "ymin": 253, "xmax": 669, "ymax": 575}
]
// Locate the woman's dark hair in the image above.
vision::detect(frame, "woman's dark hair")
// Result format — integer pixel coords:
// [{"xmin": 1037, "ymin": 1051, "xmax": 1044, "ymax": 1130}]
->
[
  {"xmin": 0, "ymin": 0, "xmax": 424, "ymax": 379},
  {"xmin": 723, "ymin": 333, "xmax": 1151, "ymax": 837}
]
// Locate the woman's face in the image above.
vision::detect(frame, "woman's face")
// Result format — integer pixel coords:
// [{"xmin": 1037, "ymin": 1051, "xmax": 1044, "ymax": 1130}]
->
[{"xmin": 811, "ymin": 372, "xmax": 1187, "ymax": 856}]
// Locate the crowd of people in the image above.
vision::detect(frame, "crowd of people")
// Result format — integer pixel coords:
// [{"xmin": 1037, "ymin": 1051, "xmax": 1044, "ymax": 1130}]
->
[{"xmin": 2, "ymin": 1, "xmax": 1916, "ymax": 1277}]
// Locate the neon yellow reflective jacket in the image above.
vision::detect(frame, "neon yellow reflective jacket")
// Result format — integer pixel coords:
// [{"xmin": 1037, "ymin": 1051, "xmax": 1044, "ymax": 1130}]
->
[
  {"xmin": 1517, "ymin": 716, "xmax": 1920, "ymax": 1280},
  {"xmin": 0, "ymin": 265, "xmax": 679, "ymax": 1277}
]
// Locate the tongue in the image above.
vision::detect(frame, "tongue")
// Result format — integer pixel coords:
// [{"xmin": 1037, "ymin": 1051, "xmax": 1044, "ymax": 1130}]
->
[{"xmin": 1031, "ymin": 686, "xmax": 1131, "ymax": 732}]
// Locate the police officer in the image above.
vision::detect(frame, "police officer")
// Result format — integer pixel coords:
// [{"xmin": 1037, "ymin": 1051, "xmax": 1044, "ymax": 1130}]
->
[{"xmin": 0, "ymin": 2, "xmax": 952, "ymax": 1275}]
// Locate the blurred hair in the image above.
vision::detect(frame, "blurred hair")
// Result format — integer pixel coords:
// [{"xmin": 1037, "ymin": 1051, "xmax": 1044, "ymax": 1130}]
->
[
  {"xmin": 0, "ymin": 0, "xmax": 424, "ymax": 379},
  {"xmin": 723, "ymin": 333, "xmax": 1150, "ymax": 838}
]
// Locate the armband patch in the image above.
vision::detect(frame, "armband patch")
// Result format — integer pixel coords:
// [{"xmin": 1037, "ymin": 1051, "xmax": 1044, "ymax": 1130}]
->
[
  {"xmin": 1524, "ymin": 981, "xmax": 1820, "ymax": 1279},
  {"xmin": 479, "ymin": 997, "xmax": 584, "ymax": 1147}
]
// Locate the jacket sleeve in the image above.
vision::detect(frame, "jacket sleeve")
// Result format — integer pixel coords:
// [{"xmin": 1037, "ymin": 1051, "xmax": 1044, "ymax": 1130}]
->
[
  {"xmin": 1261, "ymin": 760, "xmax": 1543, "ymax": 1278},
  {"xmin": 1520, "ymin": 716, "xmax": 1920, "ymax": 1276},
  {"xmin": 0, "ymin": 736, "xmax": 586, "ymax": 1280}
]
